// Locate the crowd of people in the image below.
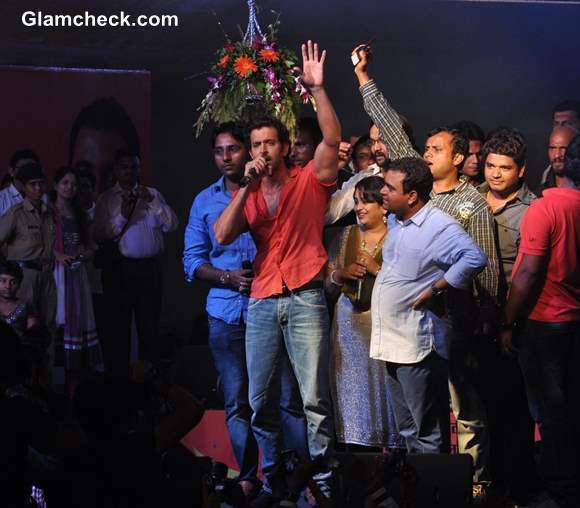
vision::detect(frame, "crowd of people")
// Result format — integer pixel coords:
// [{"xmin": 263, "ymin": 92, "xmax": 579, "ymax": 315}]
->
[{"xmin": 2, "ymin": 40, "xmax": 580, "ymax": 508}]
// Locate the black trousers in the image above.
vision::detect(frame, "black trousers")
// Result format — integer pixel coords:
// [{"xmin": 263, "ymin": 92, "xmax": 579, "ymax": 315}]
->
[
  {"xmin": 101, "ymin": 256, "xmax": 163, "ymax": 375},
  {"xmin": 518, "ymin": 320, "xmax": 580, "ymax": 508},
  {"xmin": 480, "ymin": 345, "xmax": 538, "ymax": 501}
]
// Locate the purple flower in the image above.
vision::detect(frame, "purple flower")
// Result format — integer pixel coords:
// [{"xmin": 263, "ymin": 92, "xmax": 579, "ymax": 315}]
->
[
  {"xmin": 294, "ymin": 77, "xmax": 310, "ymax": 103},
  {"xmin": 264, "ymin": 67, "xmax": 276, "ymax": 82},
  {"xmin": 207, "ymin": 75, "xmax": 222, "ymax": 90},
  {"xmin": 263, "ymin": 67, "xmax": 282, "ymax": 91}
]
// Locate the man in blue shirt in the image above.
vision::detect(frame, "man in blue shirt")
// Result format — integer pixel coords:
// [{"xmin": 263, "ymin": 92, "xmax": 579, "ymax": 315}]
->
[
  {"xmin": 371, "ymin": 157, "xmax": 486, "ymax": 454},
  {"xmin": 183, "ymin": 122, "xmax": 306, "ymax": 500}
]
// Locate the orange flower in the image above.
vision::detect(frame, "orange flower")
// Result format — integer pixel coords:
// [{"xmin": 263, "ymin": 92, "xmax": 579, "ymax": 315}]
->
[
  {"xmin": 234, "ymin": 55, "xmax": 258, "ymax": 77},
  {"xmin": 217, "ymin": 55, "xmax": 230, "ymax": 68},
  {"xmin": 259, "ymin": 48, "xmax": 280, "ymax": 63}
]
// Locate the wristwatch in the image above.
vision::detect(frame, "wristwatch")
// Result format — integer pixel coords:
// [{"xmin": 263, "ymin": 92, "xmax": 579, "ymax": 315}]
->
[
  {"xmin": 219, "ymin": 270, "xmax": 231, "ymax": 285},
  {"xmin": 430, "ymin": 284, "xmax": 445, "ymax": 297}
]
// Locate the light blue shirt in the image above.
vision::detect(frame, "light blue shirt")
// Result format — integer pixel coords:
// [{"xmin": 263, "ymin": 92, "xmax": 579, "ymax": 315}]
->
[
  {"xmin": 370, "ymin": 204, "xmax": 486, "ymax": 364},
  {"xmin": 183, "ymin": 176, "xmax": 257, "ymax": 325}
]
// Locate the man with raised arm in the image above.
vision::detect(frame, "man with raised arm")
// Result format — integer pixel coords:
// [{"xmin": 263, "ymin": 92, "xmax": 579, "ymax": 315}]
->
[
  {"xmin": 352, "ymin": 44, "xmax": 500, "ymax": 491},
  {"xmin": 214, "ymin": 40, "xmax": 340, "ymax": 506}
]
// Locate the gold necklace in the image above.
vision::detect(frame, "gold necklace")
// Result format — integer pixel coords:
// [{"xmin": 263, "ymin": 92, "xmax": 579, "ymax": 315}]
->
[{"xmin": 360, "ymin": 229, "xmax": 387, "ymax": 257}]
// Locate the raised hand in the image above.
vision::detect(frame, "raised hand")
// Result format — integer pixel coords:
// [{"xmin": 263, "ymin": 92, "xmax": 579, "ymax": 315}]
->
[
  {"xmin": 338, "ymin": 141, "xmax": 352, "ymax": 170},
  {"xmin": 352, "ymin": 42, "xmax": 372, "ymax": 86},
  {"xmin": 299, "ymin": 40, "xmax": 326, "ymax": 91}
]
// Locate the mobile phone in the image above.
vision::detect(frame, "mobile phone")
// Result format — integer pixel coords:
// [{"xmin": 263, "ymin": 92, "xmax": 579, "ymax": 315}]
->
[{"xmin": 351, "ymin": 39, "xmax": 375, "ymax": 67}]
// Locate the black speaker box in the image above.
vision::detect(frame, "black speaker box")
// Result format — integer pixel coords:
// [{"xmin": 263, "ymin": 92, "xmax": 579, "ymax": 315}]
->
[{"xmin": 336, "ymin": 452, "xmax": 473, "ymax": 508}]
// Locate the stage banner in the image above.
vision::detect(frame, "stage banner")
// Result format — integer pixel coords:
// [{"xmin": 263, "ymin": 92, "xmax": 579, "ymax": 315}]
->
[{"xmin": 0, "ymin": 65, "xmax": 151, "ymax": 191}]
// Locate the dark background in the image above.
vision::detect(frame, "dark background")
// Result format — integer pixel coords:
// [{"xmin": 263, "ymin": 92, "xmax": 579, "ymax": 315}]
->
[{"xmin": 1, "ymin": 0, "xmax": 579, "ymax": 339}]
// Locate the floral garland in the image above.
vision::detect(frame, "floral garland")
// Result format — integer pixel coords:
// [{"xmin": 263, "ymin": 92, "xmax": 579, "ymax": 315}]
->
[{"xmin": 194, "ymin": 24, "xmax": 314, "ymax": 140}]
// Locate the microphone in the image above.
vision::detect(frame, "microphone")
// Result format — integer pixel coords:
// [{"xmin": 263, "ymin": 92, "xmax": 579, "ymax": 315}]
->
[
  {"xmin": 239, "ymin": 168, "xmax": 259, "ymax": 188},
  {"xmin": 242, "ymin": 260, "xmax": 253, "ymax": 275}
]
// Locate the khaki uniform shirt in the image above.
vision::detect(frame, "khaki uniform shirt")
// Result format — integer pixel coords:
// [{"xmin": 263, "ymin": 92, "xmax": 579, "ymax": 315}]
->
[{"xmin": 0, "ymin": 198, "xmax": 55, "ymax": 263}]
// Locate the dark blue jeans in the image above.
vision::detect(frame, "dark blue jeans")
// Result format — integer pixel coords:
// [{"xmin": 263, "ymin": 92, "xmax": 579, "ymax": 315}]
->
[
  {"xmin": 208, "ymin": 316, "xmax": 307, "ymax": 483},
  {"xmin": 518, "ymin": 320, "xmax": 580, "ymax": 508},
  {"xmin": 385, "ymin": 351, "xmax": 450, "ymax": 454}
]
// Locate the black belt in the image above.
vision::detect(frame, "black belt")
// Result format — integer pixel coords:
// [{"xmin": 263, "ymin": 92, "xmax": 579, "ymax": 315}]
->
[
  {"xmin": 15, "ymin": 260, "xmax": 43, "ymax": 271},
  {"xmin": 279, "ymin": 279, "xmax": 323, "ymax": 296}
]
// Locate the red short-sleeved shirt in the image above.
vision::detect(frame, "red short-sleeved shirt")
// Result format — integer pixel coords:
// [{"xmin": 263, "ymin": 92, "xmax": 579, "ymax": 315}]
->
[
  {"xmin": 243, "ymin": 160, "xmax": 335, "ymax": 299},
  {"xmin": 512, "ymin": 188, "xmax": 580, "ymax": 322}
]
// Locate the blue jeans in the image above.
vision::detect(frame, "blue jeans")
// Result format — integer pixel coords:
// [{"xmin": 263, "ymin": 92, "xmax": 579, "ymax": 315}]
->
[
  {"xmin": 208, "ymin": 317, "xmax": 258, "ymax": 483},
  {"xmin": 386, "ymin": 351, "xmax": 450, "ymax": 454},
  {"xmin": 208, "ymin": 317, "xmax": 308, "ymax": 483},
  {"xmin": 518, "ymin": 320, "xmax": 580, "ymax": 508},
  {"xmin": 245, "ymin": 289, "xmax": 333, "ymax": 489}
]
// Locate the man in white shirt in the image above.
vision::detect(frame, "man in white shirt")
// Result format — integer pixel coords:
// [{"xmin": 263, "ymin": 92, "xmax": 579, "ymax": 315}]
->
[
  {"xmin": 0, "ymin": 149, "xmax": 40, "ymax": 217},
  {"xmin": 325, "ymin": 127, "xmax": 382, "ymax": 225},
  {"xmin": 94, "ymin": 149, "xmax": 178, "ymax": 375}
]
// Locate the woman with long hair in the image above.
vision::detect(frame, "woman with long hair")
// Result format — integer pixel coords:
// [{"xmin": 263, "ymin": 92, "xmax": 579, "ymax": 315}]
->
[
  {"xmin": 325, "ymin": 176, "xmax": 404, "ymax": 450},
  {"xmin": 51, "ymin": 167, "xmax": 103, "ymax": 394}
]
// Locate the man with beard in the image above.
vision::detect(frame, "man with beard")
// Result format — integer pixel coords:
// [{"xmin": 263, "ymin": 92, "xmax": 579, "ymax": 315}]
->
[
  {"xmin": 352, "ymin": 43, "xmax": 500, "ymax": 491},
  {"xmin": 183, "ymin": 122, "xmax": 307, "ymax": 501},
  {"xmin": 325, "ymin": 123, "xmax": 384, "ymax": 224},
  {"xmin": 214, "ymin": 40, "xmax": 340, "ymax": 506},
  {"xmin": 540, "ymin": 126, "xmax": 576, "ymax": 193}
]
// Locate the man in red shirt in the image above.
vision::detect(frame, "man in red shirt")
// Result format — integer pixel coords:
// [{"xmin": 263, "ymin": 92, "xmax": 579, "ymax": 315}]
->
[
  {"xmin": 501, "ymin": 135, "xmax": 580, "ymax": 508},
  {"xmin": 214, "ymin": 40, "xmax": 340, "ymax": 505}
]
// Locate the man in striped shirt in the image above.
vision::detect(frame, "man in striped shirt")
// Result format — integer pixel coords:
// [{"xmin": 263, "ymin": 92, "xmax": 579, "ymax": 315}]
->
[{"xmin": 352, "ymin": 44, "xmax": 500, "ymax": 486}]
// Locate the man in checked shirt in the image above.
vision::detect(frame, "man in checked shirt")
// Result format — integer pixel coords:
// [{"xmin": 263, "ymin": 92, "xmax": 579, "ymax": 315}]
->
[{"xmin": 352, "ymin": 44, "xmax": 500, "ymax": 488}]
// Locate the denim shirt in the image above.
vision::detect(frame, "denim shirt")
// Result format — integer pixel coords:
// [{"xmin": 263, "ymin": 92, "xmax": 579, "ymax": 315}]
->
[
  {"xmin": 370, "ymin": 204, "xmax": 487, "ymax": 364},
  {"xmin": 183, "ymin": 176, "xmax": 257, "ymax": 324}
]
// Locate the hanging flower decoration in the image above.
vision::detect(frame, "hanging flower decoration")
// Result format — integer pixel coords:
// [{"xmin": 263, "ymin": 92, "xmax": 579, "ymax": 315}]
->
[
  {"xmin": 233, "ymin": 55, "xmax": 258, "ymax": 77},
  {"xmin": 217, "ymin": 55, "xmax": 230, "ymax": 68},
  {"xmin": 194, "ymin": 2, "xmax": 314, "ymax": 140},
  {"xmin": 259, "ymin": 47, "xmax": 280, "ymax": 63}
]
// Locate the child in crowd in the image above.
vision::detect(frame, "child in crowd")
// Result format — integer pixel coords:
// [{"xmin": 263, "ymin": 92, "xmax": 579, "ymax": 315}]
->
[{"xmin": 0, "ymin": 260, "xmax": 38, "ymax": 337}]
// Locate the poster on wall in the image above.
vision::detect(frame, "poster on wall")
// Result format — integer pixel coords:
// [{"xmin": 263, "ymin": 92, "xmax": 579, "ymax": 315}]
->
[{"xmin": 0, "ymin": 65, "xmax": 151, "ymax": 192}]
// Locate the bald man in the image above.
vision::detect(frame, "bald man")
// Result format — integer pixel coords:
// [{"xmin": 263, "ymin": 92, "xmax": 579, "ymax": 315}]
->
[{"xmin": 540, "ymin": 126, "xmax": 576, "ymax": 193}]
